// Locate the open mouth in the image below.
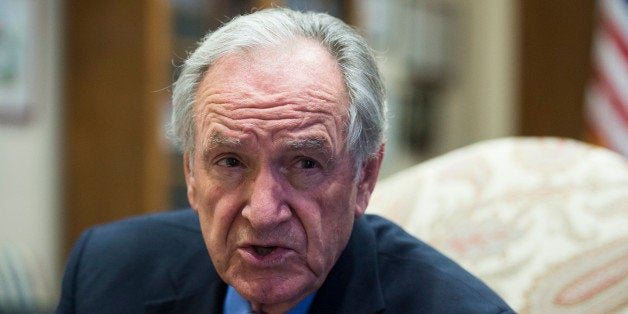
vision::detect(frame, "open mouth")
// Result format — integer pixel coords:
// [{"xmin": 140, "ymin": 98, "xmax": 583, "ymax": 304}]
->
[{"xmin": 253, "ymin": 246, "xmax": 277, "ymax": 256}]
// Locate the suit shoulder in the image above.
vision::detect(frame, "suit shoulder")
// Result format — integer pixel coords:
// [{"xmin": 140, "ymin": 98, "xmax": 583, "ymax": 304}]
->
[
  {"xmin": 79, "ymin": 209, "xmax": 203, "ymax": 262},
  {"xmin": 91, "ymin": 208, "xmax": 200, "ymax": 235},
  {"xmin": 59, "ymin": 209, "xmax": 210, "ymax": 313},
  {"xmin": 361, "ymin": 214, "xmax": 514, "ymax": 313}
]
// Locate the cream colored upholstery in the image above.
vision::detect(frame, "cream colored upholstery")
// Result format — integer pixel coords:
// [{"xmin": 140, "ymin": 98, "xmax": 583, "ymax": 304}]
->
[
  {"xmin": 369, "ymin": 137, "xmax": 628, "ymax": 313},
  {"xmin": 0, "ymin": 243, "xmax": 54, "ymax": 312}
]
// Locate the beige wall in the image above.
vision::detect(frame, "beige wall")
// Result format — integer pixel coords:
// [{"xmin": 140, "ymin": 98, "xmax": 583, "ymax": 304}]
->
[
  {"xmin": 364, "ymin": 0, "xmax": 519, "ymax": 177},
  {"xmin": 435, "ymin": 0, "xmax": 518, "ymax": 153},
  {"xmin": 0, "ymin": 0, "xmax": 62, "ymax": 307}
]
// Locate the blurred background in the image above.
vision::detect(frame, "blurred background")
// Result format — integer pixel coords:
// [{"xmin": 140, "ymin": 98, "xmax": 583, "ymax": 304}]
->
[{"xmin": 2, "ymin": 0, "xmax": 625, "ymax": 311}]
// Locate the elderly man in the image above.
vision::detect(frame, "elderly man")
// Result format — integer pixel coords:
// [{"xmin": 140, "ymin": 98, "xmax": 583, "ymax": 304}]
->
[{"xmin": 57, "ymin": 8, "xmax": 513, "ymax": 313}]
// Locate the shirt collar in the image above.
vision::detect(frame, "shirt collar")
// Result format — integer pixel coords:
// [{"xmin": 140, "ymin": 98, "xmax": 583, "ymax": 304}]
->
[{"xmin": 223, "ymin": 286, "xmax": 316, "ymax": 314}]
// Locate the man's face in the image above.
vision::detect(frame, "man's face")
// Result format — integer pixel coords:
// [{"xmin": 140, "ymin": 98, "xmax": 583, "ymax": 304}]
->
[{"xmin": 184, "ymin": 40, "xmax": 382, "ymax": 311}]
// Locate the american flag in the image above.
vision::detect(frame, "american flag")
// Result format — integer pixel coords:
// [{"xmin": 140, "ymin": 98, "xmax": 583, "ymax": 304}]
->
[{"xmin": 585, "ymin": 0, "xmax": 628, "ymax": 156}]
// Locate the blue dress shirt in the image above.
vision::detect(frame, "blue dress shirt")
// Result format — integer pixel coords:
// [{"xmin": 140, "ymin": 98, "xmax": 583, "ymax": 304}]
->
[{"xmin": 223, "ymin": 286, "xmax": 316, "ymax": 314}]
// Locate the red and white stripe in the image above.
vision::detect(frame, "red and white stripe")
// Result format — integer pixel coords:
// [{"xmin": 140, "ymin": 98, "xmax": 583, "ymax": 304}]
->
[{"xmin": 585, "ymin": 0, "xmax": 628, "ymax": 156}]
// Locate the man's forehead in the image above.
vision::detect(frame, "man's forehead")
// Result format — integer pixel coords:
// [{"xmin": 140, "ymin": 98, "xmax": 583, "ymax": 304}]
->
[{"xmin": 201, "ymin": 40, "xmax": 346, "ymax": 91}]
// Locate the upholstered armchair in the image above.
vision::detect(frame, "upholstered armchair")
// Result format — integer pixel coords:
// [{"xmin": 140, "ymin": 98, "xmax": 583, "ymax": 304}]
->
[{"xmin": 368, "ymin": 137, "xmax": 628, "ymax": 313}]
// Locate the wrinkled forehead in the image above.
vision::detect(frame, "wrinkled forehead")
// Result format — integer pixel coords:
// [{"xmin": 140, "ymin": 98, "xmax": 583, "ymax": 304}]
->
[
  {"xmin": 196, "ymin": 40, "xmax": 349, "ymax": 114},
  {"xmin": 203, "ymin": 39, "xmax": 347, "ymax": 93},
  {"xmin": 191, "ymin": 39, "xmax": 352, "ymax": 147}
]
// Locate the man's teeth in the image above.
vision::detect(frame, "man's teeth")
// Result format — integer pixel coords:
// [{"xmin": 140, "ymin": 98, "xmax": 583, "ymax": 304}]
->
[{"xmin": 253, "ymin": 246, "xmax": 276, "ymax": 256}]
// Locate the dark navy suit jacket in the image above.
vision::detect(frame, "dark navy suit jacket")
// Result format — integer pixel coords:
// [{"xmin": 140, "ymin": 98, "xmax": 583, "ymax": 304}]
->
[{"xmin": 56, "ymin": 209, "xmax": 514, "ymax": 313}]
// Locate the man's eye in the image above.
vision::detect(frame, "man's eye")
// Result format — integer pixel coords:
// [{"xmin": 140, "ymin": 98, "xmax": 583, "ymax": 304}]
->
[
  {"xmin": 297, "ymin": 158, "xmax": 319, "ymax": 169},
  {"xmin": 217, "ymin": 157, "xmax": 241, "ymax": 167}
]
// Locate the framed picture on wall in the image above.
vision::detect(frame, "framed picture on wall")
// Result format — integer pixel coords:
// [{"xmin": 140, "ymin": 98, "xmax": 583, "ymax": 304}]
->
[{"xmin": 0, "ymin": 0, "xmax": 37, "ymax": 125}]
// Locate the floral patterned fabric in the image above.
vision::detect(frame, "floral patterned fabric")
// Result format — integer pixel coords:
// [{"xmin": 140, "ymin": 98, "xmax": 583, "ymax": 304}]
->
[{"xmin": 368, "ymin": 137, "xmax": 628, "ymax": 313}]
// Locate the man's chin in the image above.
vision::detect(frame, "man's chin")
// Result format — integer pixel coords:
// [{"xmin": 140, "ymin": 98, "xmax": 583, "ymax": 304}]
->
[{"xmin": 231, "ymin": 276, "xmax": 316, "ymax": 311}]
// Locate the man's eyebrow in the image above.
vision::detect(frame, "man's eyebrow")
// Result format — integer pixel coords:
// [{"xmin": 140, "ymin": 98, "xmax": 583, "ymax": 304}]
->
[
  {"xmin": 286, "ymin": 138, "xmax": 330, "ymax": 151},
  {"xmin": 202, "ymin": 132, "xmax": 242, "ymax": 152},
  {"xmin": 201, "ymin": 132, "xmax": 242, "ymax": 165}
]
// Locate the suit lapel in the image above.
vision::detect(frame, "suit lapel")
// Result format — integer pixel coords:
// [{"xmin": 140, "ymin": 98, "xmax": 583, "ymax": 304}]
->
[
  {"xmin": 144, "ymin": 212, "xmax": 228, "ymax": 313},
  {"xmin": 309, "ymin": 217, "xmax": 385, "ymax": 313},
  {"xmin": 144, "ymin": 279, "xmax": 227, "ymax": 314}
]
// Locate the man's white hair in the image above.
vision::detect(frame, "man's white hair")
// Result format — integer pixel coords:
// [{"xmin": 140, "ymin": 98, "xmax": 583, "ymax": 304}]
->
[{"xmin": 170, "ymin": 8, "xmax": 386, "ymax": 172}]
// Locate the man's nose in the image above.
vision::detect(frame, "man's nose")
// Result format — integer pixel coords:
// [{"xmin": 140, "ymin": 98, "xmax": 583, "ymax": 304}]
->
[{"xmin": 241, "ymin": 166, "xmax": 292, "ymax": 230}]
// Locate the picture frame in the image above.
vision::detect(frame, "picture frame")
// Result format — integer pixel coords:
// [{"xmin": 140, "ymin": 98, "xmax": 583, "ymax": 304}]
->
[{"xmin": 0, "ymin": 0, "xmax": 37, "ymax": 125}]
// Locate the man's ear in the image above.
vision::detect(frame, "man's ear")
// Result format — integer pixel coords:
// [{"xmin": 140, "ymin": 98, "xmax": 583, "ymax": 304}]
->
[
  {"xmin": 183, "ymin": 151, "xmax": 198, "ymax": 212},
  {"xmin": 354, "ymin": 144, "xmax": 385, "ymax": 218}
]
